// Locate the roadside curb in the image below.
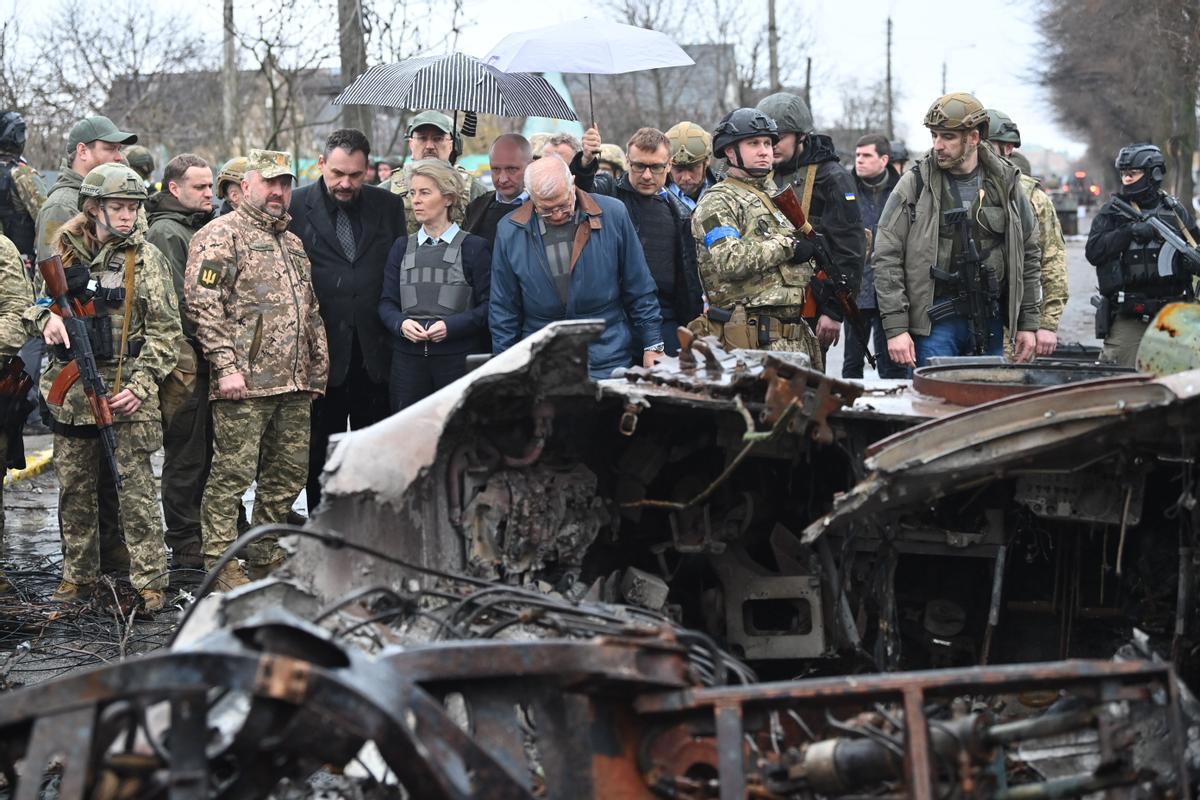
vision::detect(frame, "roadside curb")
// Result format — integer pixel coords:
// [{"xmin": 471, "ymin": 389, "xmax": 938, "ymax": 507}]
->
[{"xmin": 5, "ymin": 448, "xmax": 52, "ymax": 486}]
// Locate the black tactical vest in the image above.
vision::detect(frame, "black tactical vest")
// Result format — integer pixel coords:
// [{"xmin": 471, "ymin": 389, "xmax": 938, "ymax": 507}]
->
[
  {"xmin": 0, "ymin": 161, "xmax": 35, "ymax": 258},
  {"xmin": 398, "ymin": 229, "xmax": 472, "ymax": 318},
  {"xmin": 1117, "ymin": 198, "xmax": 1192, "ymax": 293}
]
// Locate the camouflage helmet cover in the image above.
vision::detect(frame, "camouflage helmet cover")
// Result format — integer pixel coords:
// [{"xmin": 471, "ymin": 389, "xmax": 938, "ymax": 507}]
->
[
  {"xmin": 124, "ymin": 145, "xmax": 155, "ymax": 179},
  {"xmin": 598, "ymin": 143, "xmax": 627, "ymax": 171},
  {"xmin": 985, "ymin": 109, "xmax": 1021, "ymax": 147},
  {"xmin": 924, "ymin": 92, "xmax": 989, "ymax": 135},
  {"xmin": 77, "ymin": 163, "xmax": 147, "ymax": 210},
  {"xmin": 216, "ymin": 156, "xmax": 248, "ymax": 198},
  {"xmin": 665, "ymin": 121, "xmax": 712, "ymax": 166}
]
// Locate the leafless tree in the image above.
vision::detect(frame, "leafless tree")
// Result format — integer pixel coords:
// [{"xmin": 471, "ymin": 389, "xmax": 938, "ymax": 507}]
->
[{"xmin": 1039, "ymin": 0, "xmax": 1199, "ymax": 199}]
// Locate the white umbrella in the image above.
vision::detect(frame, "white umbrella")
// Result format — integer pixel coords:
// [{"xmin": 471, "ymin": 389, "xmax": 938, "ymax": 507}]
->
[{"xmin": 484, "ymin": 19, "xmax": 695, "ymax": 124}]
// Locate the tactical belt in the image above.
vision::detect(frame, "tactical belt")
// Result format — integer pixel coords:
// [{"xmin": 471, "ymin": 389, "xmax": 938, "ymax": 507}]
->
[
  {"xmin": 928, "ymin": 295, "xmax": 1000, "ymax": 324},
  {"xmin": 707, "ymin": 305, "xmax": 806, "ymax": 345}
]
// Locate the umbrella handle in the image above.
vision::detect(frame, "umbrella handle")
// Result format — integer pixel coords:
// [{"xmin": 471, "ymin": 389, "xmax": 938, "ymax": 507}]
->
[{"xmin": 588, "ymin": 74, "xmax": 594, "ymax": 129}]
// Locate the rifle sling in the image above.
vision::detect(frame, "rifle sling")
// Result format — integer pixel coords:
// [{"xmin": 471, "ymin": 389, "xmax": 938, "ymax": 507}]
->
[
  {"xmin": 722, "ymin": 176, "xmax": 799, "ymax": 233},
  {"xmin": 800, "ymin": 164, "xmax": 817, "ymax": 217},
  {"xmin": 113, "ymin": 248, "xmax": 135, "ymax": 393}
]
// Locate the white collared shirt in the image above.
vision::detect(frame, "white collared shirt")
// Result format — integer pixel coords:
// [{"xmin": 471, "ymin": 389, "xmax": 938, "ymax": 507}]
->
[{"xmin": 417, "ymin": 222, "xmax": 462, "ymax": 246}]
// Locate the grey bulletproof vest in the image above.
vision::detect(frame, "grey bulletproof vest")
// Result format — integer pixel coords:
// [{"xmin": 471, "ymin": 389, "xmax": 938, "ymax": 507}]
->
[{"xmin": 399, "ymin": 229, "xmax": 472, "ymax": 317}]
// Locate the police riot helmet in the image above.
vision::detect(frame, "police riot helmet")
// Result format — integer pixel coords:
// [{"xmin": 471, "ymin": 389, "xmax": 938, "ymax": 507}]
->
[
  {"xmin": 985, "ymin": 109, "xmax": 1021, "ymax": 147},
  {"xmin": 712, "ymin": 108, "xmax": 778, "ymax": 178},
  {"xmin": 0, "ymin": 112, "xmax": 25, "ymax": 155}
]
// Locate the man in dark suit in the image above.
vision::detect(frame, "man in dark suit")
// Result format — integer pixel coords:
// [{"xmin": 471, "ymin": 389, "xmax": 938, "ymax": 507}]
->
[
  {"xmin": 288, "ymin": 128, "xmax": 406, "ymax": 509},
  {"xmin": 463, "ymin": 133, "xmax": 532, "ymax": 246}
]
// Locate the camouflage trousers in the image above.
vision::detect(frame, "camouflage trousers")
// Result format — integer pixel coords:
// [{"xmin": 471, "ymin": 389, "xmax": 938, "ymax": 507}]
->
[
  {"xmin": 54, "ymin": 422, "xmax": 167, "ymax": 590},
  {"xmin": 202, "ymin": 393, "xmax": 311, "ymax": 565},
  {"xmin": 765, "ymin": 327, "xmax": 825, "ymax": 372}
]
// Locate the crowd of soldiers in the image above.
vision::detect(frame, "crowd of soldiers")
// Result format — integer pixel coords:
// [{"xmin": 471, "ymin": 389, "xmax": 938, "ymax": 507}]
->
[{"xmin": 0, "ymin": 86, "xmax": 1187, "ymax": 611}]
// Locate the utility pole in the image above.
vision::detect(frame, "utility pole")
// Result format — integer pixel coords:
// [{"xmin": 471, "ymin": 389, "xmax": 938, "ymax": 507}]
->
[
  {"xmin": 768, "ymin": 0, "xmax": 780, "ymax": 93},
  {"xmin": 338, "ymin": 0, "xmax": 373, "ymax": 142},
  {"xmin": 804, "ymin": 57, "xmax": 812, "ymax": 109},
  {"xmin": 941, "ymin": 60, "xmax": 947, "ymax": 94},
  {"xmin": 222, "ymin": 0, "xmax": 237, "ymax": 156},
  {"xmin": 885, "ymin": 17, "xmax": 894, "ymax": 140}
]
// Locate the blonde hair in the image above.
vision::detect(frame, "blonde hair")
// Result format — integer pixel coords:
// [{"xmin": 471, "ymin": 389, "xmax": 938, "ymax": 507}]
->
[{"xmin": 409, "ymin": 160, "xmax": 467, "ymax": 223}]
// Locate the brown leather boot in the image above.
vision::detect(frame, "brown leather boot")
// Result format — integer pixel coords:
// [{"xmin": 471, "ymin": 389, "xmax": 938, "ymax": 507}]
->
[
  {"xmin": 51, "ymin": 579, "xmax": 94, "ymax": 603},
  {"xmin": 205, "ymin": 559, "xmax": 249, "ymax": 591}
]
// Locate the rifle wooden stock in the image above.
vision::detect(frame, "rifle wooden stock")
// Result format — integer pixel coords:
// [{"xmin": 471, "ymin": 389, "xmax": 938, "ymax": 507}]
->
[
  {"xmin": 35, "ymin": 255, "xmax": 123, "ymax": 487},
  {"xmin": 770, "ymin": 187, "xmax": 877, "ymax": 367}
]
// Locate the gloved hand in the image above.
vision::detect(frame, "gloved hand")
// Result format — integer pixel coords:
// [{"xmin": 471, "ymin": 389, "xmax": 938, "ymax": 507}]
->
[
  {"xmin": 1131, "ymin": 221, "xmax": 1155, "ymax": 243},
  {"xmin": 790, "ymin": 236, "xmax": 817, "ymax": 263}
]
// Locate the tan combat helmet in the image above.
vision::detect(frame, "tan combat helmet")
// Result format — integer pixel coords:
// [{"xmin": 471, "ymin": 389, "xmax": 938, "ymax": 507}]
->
[
  {"xmin": 923, "ymin": 92, "xmax": 989, "ymax": 135},
  {"xmin": 665, "ymin": 121, "xmax": 712, "ymax": 166},
  {"xmin": 216, "ymin": 156, "xmax": 248, "ymax": 199},
  {"xmin": 598, "ymin": 143, "xmax": 627, "ymax": 173}
]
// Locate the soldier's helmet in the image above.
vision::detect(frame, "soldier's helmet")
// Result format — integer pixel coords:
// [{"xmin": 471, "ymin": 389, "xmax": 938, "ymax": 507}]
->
[
  {"xmin": 77, "ymin": 163, "xmax": 147, "ymax": 211},
  {"xmin": 216, "ymin": 156, "xmax": 248, "ymax": 199},
  {"xmin": 890, "ymin": 140, "xmax": 909, "ymax": 162},
  {"xmin": 124, "ymin": 145, "xmax": 155, "ymax": 180},
  {"xmin": 0, "ymin": 112, "xmax": 25, "ymax": 155},
  {"xmin": 924, "ymin": 92, "xmax": 989, "ymax": 136},
  {"xmin": 665, "ymin": 122, "xmax": 712, "ymax": 166},
  {"xmin": 711, "ymin": 108, "xmax": 779, "ymax": 155},
  {"xmin": 598, "ymin": 143, "xmax": 627, "ymax": 172},
  {"xmin": 756, "ymin": 92, "xmax": 814, "ymax": 136},
  {"xmin": 1115, "ymin": 143, "xmax": 1165, "ymax": 182},
  {"xmin": 985, "ymin": 110, "xmax": 1021, "ymax": 147}
]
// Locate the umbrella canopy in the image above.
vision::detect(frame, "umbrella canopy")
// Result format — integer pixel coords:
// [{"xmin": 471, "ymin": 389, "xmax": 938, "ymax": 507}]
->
[
  {"xmin": 484, "ymin": 19, "xmax": 695, "ymax": 75},
  {"xmin": 334, "ymin": 52, "xmax": 578, "ymax": 120}
]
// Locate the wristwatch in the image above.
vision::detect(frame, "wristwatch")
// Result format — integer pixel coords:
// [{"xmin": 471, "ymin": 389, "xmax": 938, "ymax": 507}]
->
[{"xmin": 645, "ymin": 343, "xmax": 666, "ymax": 353}]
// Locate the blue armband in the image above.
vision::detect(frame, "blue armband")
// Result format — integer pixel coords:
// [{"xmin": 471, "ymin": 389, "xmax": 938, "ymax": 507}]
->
[{"xmin": 703, "ymin": 226, "xmax": 741, "ymax": 249}]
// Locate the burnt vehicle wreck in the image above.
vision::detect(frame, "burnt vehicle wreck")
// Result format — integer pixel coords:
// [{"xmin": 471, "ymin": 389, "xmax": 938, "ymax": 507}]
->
[{"xmin": 1, "ymin": 319, "xmax": 1199, "ymax": 798}]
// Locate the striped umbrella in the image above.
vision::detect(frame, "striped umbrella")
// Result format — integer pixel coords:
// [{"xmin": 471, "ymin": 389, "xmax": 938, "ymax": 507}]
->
[{"xmin": 334, "ymin": 52, "xmax": 578, "ymax": 121}]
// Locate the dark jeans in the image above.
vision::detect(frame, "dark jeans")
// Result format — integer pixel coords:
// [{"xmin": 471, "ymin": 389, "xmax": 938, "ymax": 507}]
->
[
  {"xmin": 661, "ymin": 316, "xmax": 680, "ymax": 356},
  {"xmin": 914, "ymin": 317, "xmax": 1004, "ymax": 367},
  {"xmin": 389, "ymin": 349, "xmax": 469, "ymax": 413},
  {"xmin": 842, "ymin": 308, "xmax": 908, "ymax": 379},
  {"xmin": 306, "ymin": 362, "xmax": 391, "ymax": 511}
]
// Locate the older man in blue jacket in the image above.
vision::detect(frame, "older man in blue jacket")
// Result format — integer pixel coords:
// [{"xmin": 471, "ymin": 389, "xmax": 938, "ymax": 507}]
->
[{"xmin": 490, "ymin": 155, "xmax": 665, "ymax": 378}]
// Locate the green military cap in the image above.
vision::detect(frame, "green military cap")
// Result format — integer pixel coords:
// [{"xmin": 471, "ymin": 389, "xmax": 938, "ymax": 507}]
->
[
  {"xmin": 407, "ymin": 111, "xmax": 455, "ymax": 137},
  {"xmin": 68, "ymin": 115, "xmax": 137, "ymax": 149},
  {"xmin": 246, "ymin": 148, "xmax": 296, "ymax": 180}
]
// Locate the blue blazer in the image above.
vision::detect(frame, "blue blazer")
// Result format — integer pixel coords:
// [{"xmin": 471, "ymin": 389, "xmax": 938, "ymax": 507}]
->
[{"xmin": 489, "ymin": 189, "xmax": 662, "ymax": 378}]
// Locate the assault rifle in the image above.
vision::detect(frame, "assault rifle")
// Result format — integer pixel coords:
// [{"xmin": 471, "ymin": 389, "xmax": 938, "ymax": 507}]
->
[
  {"xmin": 38, "ymin": 255, "xmax": 121, "ymax": 488},
  {"xmin": 772, "ymin": 185, "xmax": 876, "ymax": 367},
  {"xmin": 1109, "ymin": 195, "xmax": 1200, "ymax": 277},
  {"xmin": 929, "ymin": 208, "xmax": 1000, "ymax": 356}
]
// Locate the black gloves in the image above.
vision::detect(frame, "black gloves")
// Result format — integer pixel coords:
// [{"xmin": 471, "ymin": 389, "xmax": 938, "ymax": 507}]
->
[
  {"xmin": 1131, "ymin": 221, "xmax": 1156, "ymax": 243},
  {"xmin": 790, "ymin": 236, "xmax": 817, "ymax": 264}
]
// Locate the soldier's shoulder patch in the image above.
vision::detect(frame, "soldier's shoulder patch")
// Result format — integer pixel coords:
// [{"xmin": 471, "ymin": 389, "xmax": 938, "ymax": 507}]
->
[{"xmin": 196, "ymin": 259, "xmax": 223, "ymax": 288}]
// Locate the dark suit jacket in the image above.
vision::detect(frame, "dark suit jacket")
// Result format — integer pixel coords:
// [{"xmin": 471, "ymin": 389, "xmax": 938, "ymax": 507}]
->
[{"xmin": 288, "ymin": 180, "xmax": 407, "ymax": 387}]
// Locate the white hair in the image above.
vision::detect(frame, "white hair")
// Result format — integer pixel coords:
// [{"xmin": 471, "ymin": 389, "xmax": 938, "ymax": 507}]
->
[{"xmin": 524, "ymin": 154, "xmax": 573, "ymax": 200}]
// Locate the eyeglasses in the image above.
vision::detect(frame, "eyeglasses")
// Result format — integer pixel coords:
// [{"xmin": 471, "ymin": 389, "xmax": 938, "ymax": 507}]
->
[
  {"xmin": 535, "ymin": 202, "xmax": 573, "ymax": 219},
  {"xmin": 629, "ymin": 161, "xmax": 669, "ymax": 175}
]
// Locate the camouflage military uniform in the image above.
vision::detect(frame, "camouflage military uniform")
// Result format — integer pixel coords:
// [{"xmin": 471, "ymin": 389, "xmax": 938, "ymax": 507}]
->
[
  {"xmin": 1021, "ymin": 175, "xmax": 1068, "ymax": 331},
  {"xmin": 23, "ymin": 214, "xmax": 182, "ymax": 591},
  {"xmin": 690, "ymin": 174, "xmax": 823, "ymax": 369},
  {"xmin": 6, "ymin": 159, "xmax": 45, "ymax": 229},
  {"xmin": 0, "ymin": 236, "xmax": 36, "ymax": 535},
  {"xmin": 184, "ymin": 167, "xmax": 329, "ymax": 569},
  {"xmin": 384, "ymin": 163, "xmax": 488, "ymax": 235}
]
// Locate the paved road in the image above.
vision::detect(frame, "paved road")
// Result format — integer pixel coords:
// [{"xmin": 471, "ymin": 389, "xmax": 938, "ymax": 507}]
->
[{"xmin": 826, "ymin": 213, "xmax": 1101, "ymax": 378}]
